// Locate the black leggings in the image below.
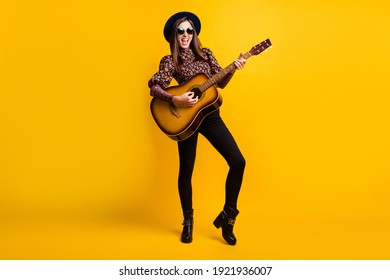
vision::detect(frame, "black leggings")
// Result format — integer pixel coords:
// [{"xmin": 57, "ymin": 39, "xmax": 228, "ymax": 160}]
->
[{"xmin": 177, "ymin": 110, "xmax": 246, "ymax": 212}]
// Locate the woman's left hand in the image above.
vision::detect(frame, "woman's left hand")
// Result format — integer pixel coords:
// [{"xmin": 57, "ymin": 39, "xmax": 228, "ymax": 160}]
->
[{"xmin": 234, "ymin": 53, "xmax": 246, "ymax": 70}]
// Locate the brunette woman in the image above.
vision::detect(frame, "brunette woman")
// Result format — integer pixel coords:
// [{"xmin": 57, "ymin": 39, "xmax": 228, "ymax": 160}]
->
[{"xmin": 148, "ymin": 11, "xmax": 246, "ymax": 245}]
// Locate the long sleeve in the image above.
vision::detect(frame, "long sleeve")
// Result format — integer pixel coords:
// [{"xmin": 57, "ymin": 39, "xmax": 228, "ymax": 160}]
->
[
  {"xmin": 149, "ymin": 84, "xmax": 174, "ymax": 103},
  {"xmin": 148, "ymin": 55, "xmax": 176, "ymax": 103}
]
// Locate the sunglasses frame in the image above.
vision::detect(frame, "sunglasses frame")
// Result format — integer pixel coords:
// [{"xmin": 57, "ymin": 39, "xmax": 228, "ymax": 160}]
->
[{"xmin": 176, "ymin": 27, "xmax": 194, "ymax": 35}]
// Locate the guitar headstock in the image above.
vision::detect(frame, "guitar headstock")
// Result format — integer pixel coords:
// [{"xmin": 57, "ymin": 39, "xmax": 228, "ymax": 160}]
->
[{"xmin": 248, "ymin": 38, "xmax": 272, "ymax": 56}]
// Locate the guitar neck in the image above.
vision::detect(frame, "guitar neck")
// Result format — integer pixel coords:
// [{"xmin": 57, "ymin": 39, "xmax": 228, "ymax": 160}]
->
[{"xmin": 199, "ymin": 51, "xmax": 253, "ymax": 93}]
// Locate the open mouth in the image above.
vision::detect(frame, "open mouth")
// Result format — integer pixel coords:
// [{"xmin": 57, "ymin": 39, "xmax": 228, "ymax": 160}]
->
[{"xmin": 181, "ymin": 38, "xmax": 190, "ymax": 46}]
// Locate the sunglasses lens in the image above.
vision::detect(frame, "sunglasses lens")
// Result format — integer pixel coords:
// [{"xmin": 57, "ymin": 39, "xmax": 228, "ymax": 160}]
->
[{"xmin": 177, "ymin": 27, "xmax": 194, "ymax": 35}]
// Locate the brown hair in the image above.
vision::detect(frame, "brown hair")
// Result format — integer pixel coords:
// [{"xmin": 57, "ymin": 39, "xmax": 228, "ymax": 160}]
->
[{"xmin": 168, "ymin": 17, "xmax": 207, "ymax": 68}]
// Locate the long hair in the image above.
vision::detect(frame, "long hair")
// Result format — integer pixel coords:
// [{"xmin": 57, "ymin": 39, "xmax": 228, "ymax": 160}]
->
[{"xmin": 168, "ymin": 17, "xmax": 207, "ymax": 68}]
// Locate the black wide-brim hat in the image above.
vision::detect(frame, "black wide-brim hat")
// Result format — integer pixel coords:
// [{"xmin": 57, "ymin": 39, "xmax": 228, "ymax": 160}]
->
[{"xmin": 163, "ymin": 11, "xmax": 201, "ymax": 42}]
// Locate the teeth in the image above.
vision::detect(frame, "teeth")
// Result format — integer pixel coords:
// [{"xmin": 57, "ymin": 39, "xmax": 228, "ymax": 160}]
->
[{"xmin": 180, "ymin": 38, "xmax": 189, "ymax": 47}]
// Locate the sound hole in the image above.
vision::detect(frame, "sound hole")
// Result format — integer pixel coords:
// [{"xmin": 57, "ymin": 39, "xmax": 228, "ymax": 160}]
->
[{"xmin": 191, "ymin": 87, "xmax": 203, "ymax": 100}]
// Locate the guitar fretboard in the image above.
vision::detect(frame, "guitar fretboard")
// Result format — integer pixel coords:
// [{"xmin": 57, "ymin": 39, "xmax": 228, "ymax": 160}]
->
[
  {"xmin": 198, "ymin": 62, "xmax": 236, "ymax": 92},
  {"xmin": 197, "ymin": 38, "xmax": 271, "ymax": 93}
]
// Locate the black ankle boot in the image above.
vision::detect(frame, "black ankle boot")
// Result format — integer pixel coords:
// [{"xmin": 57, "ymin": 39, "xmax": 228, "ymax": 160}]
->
[
  {"xmin": 213, "ymin": 206, "xmax": 239, "ymax": 245},
  {"xmin": 181, "ymin": 209, "xmax": 193, "ymax": 243}
]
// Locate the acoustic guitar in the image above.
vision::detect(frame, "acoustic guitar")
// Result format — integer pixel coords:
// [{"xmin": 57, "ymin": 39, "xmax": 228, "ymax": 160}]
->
[{"xmin": 150, "ymin": 38, "xmax": 272, "ymax": 141}]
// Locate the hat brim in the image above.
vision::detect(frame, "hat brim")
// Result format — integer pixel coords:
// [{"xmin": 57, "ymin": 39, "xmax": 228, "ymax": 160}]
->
[{"xmin": 163, "ymin": 11, "xmax": 201, "ymax": 42}]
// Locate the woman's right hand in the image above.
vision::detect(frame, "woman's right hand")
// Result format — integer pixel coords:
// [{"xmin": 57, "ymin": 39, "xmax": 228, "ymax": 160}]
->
[{"xmin": 172, "ymin": 92, "xmax": 198, "ymax": 107}]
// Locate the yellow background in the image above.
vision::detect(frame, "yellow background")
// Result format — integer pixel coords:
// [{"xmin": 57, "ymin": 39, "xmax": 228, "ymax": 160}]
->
[{"xmin": 1, "ymin": 0, "xmax": 390, "ymax": 259}]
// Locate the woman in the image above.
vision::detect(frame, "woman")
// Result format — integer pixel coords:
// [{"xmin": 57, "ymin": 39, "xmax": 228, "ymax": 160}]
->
[{"xmin": 148, "ymin": 11, "xmax": 246, "ymax": 245}]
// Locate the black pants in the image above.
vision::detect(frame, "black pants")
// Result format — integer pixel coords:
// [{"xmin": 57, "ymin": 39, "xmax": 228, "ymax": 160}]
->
[{"xmin": 177, "ymin": 110, "xmax": 246, "ymax": 212}]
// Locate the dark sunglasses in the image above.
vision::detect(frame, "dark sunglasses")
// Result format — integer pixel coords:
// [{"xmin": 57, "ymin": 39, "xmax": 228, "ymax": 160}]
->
[{"xmin": 176, "ymin": 27, "xmax": 194, "ymax": 35}]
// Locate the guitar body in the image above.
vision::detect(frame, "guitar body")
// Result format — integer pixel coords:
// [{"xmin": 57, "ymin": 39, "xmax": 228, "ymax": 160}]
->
[{"xmin": 150, "ymin": 73, "xmax": 223, "ymax": 141}]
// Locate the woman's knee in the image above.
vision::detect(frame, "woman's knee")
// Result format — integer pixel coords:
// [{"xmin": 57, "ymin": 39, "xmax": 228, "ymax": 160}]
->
[{"xmin": 229, "ymin": 154, "xmax": 246, "ymax": 171}]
